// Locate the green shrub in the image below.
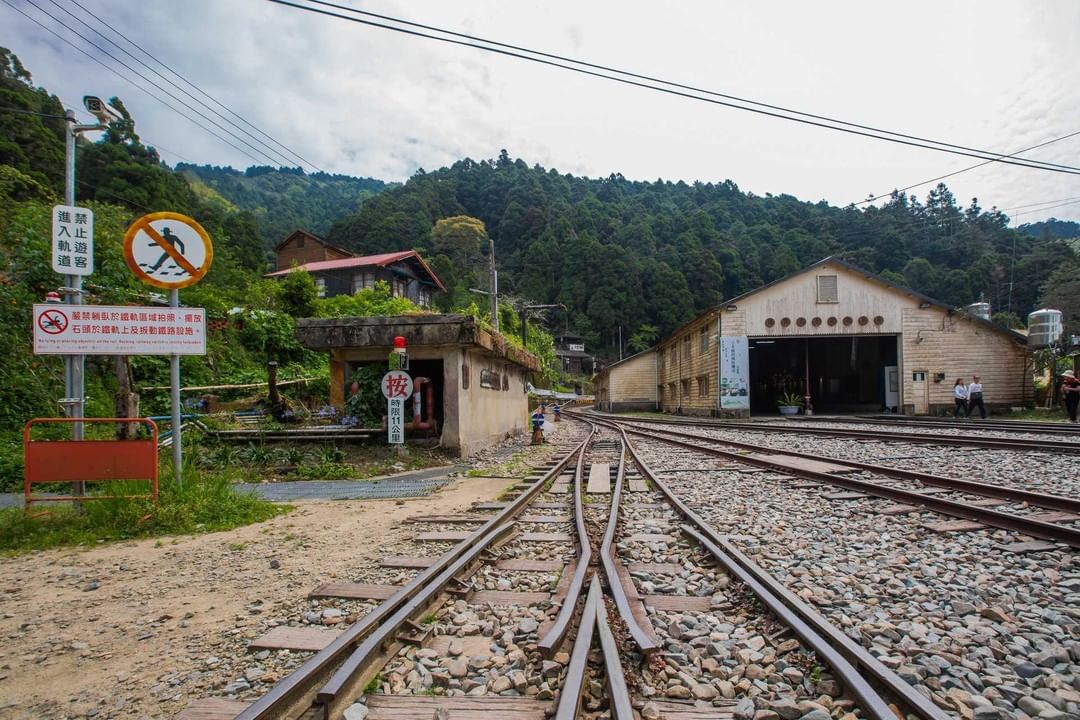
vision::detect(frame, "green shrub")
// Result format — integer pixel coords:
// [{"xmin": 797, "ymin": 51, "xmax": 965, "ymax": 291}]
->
[{"xmin": 0, "ymin": 466, "xmax": 287, "ymax": 554}]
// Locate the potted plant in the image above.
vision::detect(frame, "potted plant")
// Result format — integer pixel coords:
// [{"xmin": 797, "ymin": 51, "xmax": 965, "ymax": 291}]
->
[{"xmin": 778, "ymin": 391, "xmax": 803, "ymax": 415}]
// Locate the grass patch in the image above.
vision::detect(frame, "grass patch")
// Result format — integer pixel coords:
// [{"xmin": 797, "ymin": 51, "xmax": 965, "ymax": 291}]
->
[
  {"xmin": 993, "ymin": 406, "xmax": 1072, "ymax": 422},
  {"xmin": 0, "ymin": 467, "xmax": 288, "ymax": 555},
  {"xmin": 364, "ymin": 672, "xmax": 383, "ymax": 695},
  {"xmin": 466, "ymin": 448, "xmax": 540, "ymax": 479}
]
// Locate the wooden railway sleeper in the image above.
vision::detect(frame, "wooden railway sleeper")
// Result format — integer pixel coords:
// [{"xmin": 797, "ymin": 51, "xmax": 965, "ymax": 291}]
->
[
  {"xmin": 394, "ymin": 618, "xmax": 432, "ymax": 647},
  {"xmin": 444, "ymin": 575, "xmax": 473, "ymax": 597}
]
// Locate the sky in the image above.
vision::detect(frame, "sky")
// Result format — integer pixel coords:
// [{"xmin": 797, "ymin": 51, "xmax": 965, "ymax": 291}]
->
[{"xmin": 4, "ymin": 0, "xmax": 1080, "ymax": 224}]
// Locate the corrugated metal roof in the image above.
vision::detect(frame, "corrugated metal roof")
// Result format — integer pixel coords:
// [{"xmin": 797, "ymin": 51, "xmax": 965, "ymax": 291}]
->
[{"xmin": 265, "ymin": 250, "xmax": 447, "ymax": 291}]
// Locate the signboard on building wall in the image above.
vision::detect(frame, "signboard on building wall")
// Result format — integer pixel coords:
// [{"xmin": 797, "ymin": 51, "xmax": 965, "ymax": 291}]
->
[
  {"xmin": 32, "ymin": 304, "xmax": 206, "ymax": 355},
  {"xmin": 720, "ymin": 336, "xmax": 750, "ymax": 409}
]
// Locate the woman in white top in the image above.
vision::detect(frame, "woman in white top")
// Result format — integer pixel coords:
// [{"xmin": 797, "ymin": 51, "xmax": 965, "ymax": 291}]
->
[
  {"xmin": 965, "ymin": 375, "xmax": 986, "ymax": 419},
  {"xmin": 952, "ymin": 378, "xmax": 967, "ymax": 418}
]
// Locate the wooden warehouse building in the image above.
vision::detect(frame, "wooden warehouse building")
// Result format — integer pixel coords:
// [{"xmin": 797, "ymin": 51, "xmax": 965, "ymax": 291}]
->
[
  {"xmin": 593, "ymin": 349, "xmax": 658, "ymax": 412},
  {"xmin": 594, "ymin": 257, "xmax": 1031, "ymax": 416}
]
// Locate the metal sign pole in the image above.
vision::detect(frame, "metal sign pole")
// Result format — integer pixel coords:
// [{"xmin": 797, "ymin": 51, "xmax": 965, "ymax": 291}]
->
[
  {"xmin": 170, "ymin": 288, "xmax": 182, "ymax": 484},
  {"xmin": 64, "ymin": 109, "xmax": 86, "ymax": 496}
]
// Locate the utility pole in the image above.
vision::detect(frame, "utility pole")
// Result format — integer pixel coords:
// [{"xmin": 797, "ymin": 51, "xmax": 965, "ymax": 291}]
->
[
  {"xmin": 488, "ymin": 236, "xmax": 498, "ymax": 332},
  {"xmin": 63, "ymin": 109, "xmax": 83, "ymax": 456},
  {"xmin": 62, "ymin": 100, "xmax": 109, "ymax": 492},
  {"xmin": 468, "ymin": 236, "xmax": 500, "ymax": 331},
  {"xmin": 520, "ymin": 303, "xmax": 564, "ymax": 349}
]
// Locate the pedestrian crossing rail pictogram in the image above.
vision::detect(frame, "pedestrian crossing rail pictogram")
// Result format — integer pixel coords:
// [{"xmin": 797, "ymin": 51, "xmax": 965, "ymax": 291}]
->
[{"xmin": 123, "ymin": 211, "xmax": 213, "ymax": 289}]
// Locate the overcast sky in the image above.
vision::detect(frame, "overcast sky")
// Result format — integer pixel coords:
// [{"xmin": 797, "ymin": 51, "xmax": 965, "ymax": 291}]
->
[{"xmin": 5, "ymin": 0, "xmax": 1079, "ymax": 224}]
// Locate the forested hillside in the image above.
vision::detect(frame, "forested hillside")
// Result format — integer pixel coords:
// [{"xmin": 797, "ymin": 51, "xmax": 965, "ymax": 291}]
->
[
  {"xmin": 324, "ymin": 152, "xmax": 1080, "ymax": 355},
  {"xmin": 5, "ymin": 42, "xmax": 1080, "ymax": 377},
  {"xmin": 1018, "ymin": 219, "xmax": 1080, "ymax": 242},
  {"xmin": 177, "ymin": 163, "xmax": 390, "ymax": 247}
]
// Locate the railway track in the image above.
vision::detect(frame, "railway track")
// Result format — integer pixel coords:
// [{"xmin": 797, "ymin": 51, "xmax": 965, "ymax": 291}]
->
[
  {"xmin": 597, "ymin": 414, "xmax": 1080, "ymax": 549},
  {"xmin": 596, "ymin": 412, "xmax": 1080, "ymax": 454},
  {"xmin": 181, "ymin": 416, "xmax": 969, "ymax": 720},
  {"xmin": 849, "ymin": 414, "xmax": 1080, "ymax": 436}
]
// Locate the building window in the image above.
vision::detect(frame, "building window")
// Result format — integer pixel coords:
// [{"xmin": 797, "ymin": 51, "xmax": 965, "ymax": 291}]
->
[
  {"xmin": 683, "ymin": 335, "xmax": 691, "ymax": 359},
  {"xmin": 700, "ymin": 327, "xmax": 709, "ymax": 354},
  {"xmin": 296, "ymin": 235, "xmax": 305, "ymax": 249},
  {"xmin": 680, "ymin": 379, "xmax": 690, "ymax": 398},
  {"xmin": 817, "ymin": 275, "xmax": 839, "ymax": 303},
  {"xmin": 393, "ymin": 277, "xmax": 408, "ymax": 297},
  {"xmin": 697, "ymin": 375, "xmax": 709, "ymax": 397},
  {"xmin": 315, "ymin": 276, "xmax": 326, "ymax": 298},
  {"xmin": 352, "ymin": 271, "xmax": 375, "ymax": 294},
  {"xmin": 668, "ymin": 382, "xmax": 676, "ymax": 400},
  {"xmin": 419, "ymin": 288, "xmax": 432, "ymax": 307}
]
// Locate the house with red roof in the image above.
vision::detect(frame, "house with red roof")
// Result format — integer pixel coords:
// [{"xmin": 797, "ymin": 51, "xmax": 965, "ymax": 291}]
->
[{"xmin": 268, "ymin": 230, "xmax": 446, "ymax": 308}]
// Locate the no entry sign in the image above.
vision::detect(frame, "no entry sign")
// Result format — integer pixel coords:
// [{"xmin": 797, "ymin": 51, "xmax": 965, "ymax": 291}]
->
[
  {"xmin": 32, "ymin": 304, "xmax": 206, "ymax": 355},
  {"xmin": 123, "ymin": 212, "xmax": 213, "ymax": 290}
]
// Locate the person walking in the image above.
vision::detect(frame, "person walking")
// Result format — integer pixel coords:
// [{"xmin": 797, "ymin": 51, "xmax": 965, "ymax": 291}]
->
[
  {"xmin": 965, "ymin": 374, "xmax": 986, "ymax": 419},
  {"xmin": 1062, "ymin": 369, "xmax": 1080, "ymax": 423},
  {"xmin": 952, "ymin": 378, "xmax": 968, "ymax": 418}
]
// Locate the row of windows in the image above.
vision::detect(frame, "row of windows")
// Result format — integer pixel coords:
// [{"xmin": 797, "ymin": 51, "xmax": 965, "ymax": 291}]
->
[
  {"xmin": 656, "ymin": 274, "xmax": 837, "ymax": 363},
  {"xmin": 659, "ymin": 326, "xmax": 711, "ymax": 367},
  {"xmin": 313, "ymin": 274, "xmax": 432, "ymax": 307},
  {"xmin": 662, "ymin": 374, "xmax": 710, "ymax": 400}
]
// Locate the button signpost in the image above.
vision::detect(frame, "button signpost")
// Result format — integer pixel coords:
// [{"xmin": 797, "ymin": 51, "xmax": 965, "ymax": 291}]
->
[{"xmin": 381, "ymin": 370, "xmax": 413, "ymax": 445}]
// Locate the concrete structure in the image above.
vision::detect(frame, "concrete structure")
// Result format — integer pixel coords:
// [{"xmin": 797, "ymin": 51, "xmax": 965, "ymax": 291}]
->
[
  {"xmin": 593, "ymin": 349, "xmax": 658, "ymax": 412},
  {"xmin": 271, "ymin": 232, "xmax": 445, "ymax": 308},
  {"xmin": 649, "ymin": 257, "xmax": 1031, "ymax": 416},
  {"xmin": 296, "ymin": 314, "xmax": 540, "ymax": 455}
]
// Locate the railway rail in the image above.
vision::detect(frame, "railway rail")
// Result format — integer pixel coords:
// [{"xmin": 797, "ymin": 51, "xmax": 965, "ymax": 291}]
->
[
  {"xmin": 596, "ymin": 413, "xmax": 1080, "ymax": 549},
  {"xmin": 850, "ymin": 413, "xmax": 1080, "ymax": 436},
  {"xmin": 181, "ymin": 414, "xmax": 978, "ymax": 720},
  {"xmin": 598, "ymin": 411, "xmax": 1080, "ymax": 454}
]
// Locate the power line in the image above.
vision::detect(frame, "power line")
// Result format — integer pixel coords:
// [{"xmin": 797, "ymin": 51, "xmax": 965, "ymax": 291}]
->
[
  {"xmin": 14, "ymin": 0, "xmax": 290, "ymax": 167},
  {"xmin": 2, "ymin": 0, "xmax": 269, "ymax": 165},
  {"xmin": 0, "ymin": 104, "xmax": 66, "ymax": 119},
  {"xmin": 63, "ymin": 102, "xmax": 191, "ymax": 162},
  {"xmin": 264, "ymin": 0, "xmax": 1080, "ymax": 176},
  {"xmin": 59, "ymin": 0, "xmax": 323, "ymax": 172},
  {"xmin": 1009, "ymin": 198, "xmax": 1080, "ymax": 219},
  {"xmin": 856, "ymin": 129, "xmax": 1080, "ymax": 206},
  {"xmin": 1001, "ymin": 196, "xmax": 1080, "ymax": 213},
  {"xmin": 32, "ymin": 0, "xmax": 292, "ymax": 166},
  {"xmin": 300, "ymin": 0, "xmax": 1080, "ymax": 174}
]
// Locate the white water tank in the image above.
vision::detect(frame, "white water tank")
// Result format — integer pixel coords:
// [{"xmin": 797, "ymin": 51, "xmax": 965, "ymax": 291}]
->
[
  {"xmin": 965, "ymin": 302, "xmax": 991, "ymax": 321},
  {"xmin": 1027, "ymin": 308, "xmax": 1063, "ymax": 348}
]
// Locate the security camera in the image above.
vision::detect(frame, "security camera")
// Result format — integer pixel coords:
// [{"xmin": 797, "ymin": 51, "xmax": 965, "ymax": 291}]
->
[{"xmin": 83, "ymin": 96, "xmax": 114, "ymax": 123}]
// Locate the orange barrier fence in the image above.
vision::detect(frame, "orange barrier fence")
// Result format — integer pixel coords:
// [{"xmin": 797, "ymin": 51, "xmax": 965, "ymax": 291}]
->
[{"xmin": 23, "ymin": 417, "xmax": 159, "ymax": 508}]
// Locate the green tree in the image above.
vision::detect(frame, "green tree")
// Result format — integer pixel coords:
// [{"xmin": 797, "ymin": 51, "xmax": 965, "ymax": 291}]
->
[
  {"xmin": 627, "ymin": 324, "xmax": 659, "ymax": 353},
  {"xmin": 278, "ymin": 269, "xmax": 318, "ymax": 318}
]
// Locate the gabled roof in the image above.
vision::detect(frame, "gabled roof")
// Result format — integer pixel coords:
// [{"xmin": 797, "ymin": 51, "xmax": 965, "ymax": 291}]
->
[
  {"xmin": 660, "ymin": 255, "xmax": 1026, "ymax": 345},
  {"xmin": 265, "ymin": 250, "xmax": 447, "ymax": 292},
  {"xmin": 592, "ymin": 346, "xmax": 656, "ymax": 380},
  {"xmin": 742, "ymin": 256, "xmax": 1027, "ymax": 343},
  {"xmin": 273, "ymin": 229, "xmax": 354, "ymax": 257}
]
